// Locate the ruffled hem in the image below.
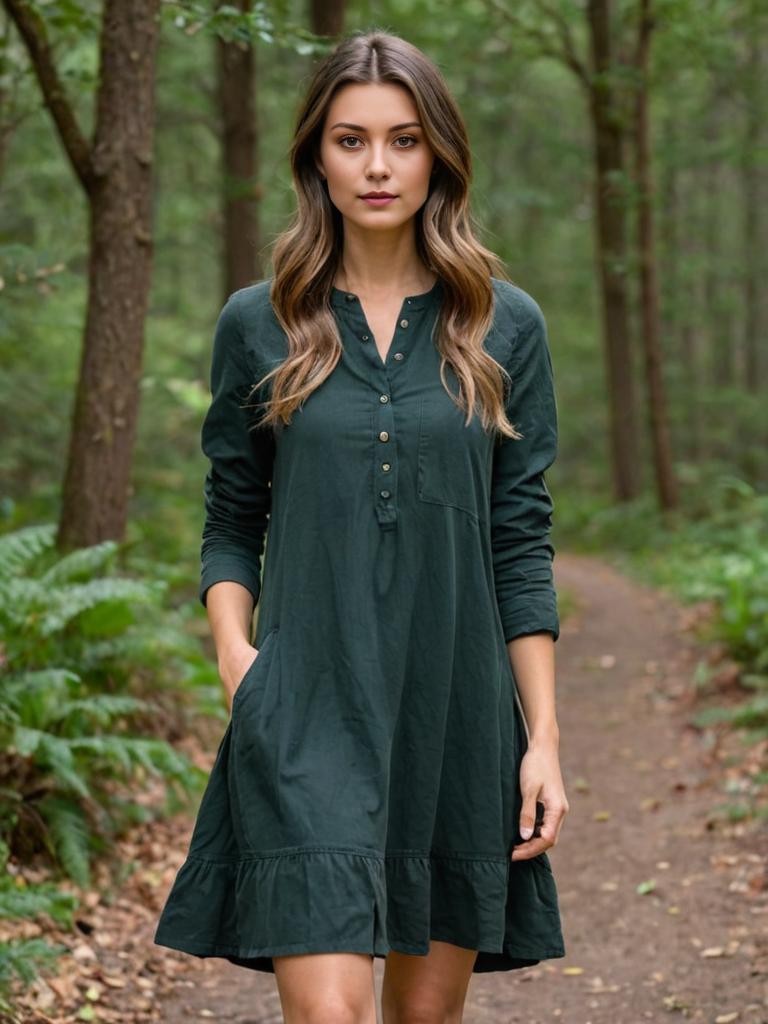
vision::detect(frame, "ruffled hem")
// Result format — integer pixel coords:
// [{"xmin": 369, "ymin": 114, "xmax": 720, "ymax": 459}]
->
[{"xmin": 153, "ymin": 845, "xmax": 565, "ymax": 974}]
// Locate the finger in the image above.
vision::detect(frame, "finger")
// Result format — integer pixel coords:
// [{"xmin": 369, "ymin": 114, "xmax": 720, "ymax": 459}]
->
[
  {"xmin": 510, "ymin": 838, "xmax": 550, "ymax": 860},
  {"xmin": 519, "ymin": 794, "xmax": 539, "ymax": 840}
]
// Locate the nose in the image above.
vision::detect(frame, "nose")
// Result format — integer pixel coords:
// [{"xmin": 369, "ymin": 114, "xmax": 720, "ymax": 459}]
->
[{"xmin": 365, "ymin": 142, "xmax": 391, "ymax": 180}]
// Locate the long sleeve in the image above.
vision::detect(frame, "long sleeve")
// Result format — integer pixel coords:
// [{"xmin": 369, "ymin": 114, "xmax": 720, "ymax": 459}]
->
[
  {"xmin": 198, "ymin": 293, "xmax": 275, "ymax": 609},
  {"xmin": 490, "ymin": 298, "xmax": 560, "ymax": 643}
]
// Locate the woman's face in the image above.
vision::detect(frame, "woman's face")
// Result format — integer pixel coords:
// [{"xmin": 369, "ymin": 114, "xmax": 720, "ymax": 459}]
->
[{"xmin": 316, "ymin": 81, "xmax": 435, "ymax": 232}]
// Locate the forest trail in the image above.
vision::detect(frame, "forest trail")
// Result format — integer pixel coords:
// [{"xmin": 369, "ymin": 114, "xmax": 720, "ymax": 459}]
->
[{"xmin": 152, "ymin": 553, "xmax": 768, "ymax": 1024}]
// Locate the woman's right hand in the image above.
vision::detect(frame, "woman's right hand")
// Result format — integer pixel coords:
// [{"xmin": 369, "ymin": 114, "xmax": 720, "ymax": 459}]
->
[{"xmin": 219, "ymin": 642, "xmax": 260, "ymax": 714}]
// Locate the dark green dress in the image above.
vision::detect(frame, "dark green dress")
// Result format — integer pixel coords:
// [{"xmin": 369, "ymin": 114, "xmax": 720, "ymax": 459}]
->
[{"xmin": 153, "ymin": 275, "xmax": 566, "ymax": 973}]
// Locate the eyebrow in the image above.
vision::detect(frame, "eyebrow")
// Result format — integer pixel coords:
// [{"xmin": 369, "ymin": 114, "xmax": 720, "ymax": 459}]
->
[{"xmin": 329, "ymin": 121, "xmax": 422, "ymax": 132}]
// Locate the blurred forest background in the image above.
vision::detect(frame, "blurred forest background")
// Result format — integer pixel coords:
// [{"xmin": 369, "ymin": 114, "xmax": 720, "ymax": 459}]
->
[{"xmin": 0, "ymin": 0, "xmax": 766, "ymax": 1017}]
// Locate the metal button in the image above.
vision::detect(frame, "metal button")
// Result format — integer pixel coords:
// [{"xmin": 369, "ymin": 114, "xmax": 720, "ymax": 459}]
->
[
  {"xmin": 380, "ymin": 490, "xmax": 391, "ymax": 499},
  {"xmin": 400, "ymin": 319, "xmax": 409, "ymax": 328},
  {"xmin": 393, "ymin": 352, "xmax": 404, "ymax": 360},
  {"xmin": 379, "ymin": 394, "xmax": 389, "ymax": 403},
  {"xmin": 382, "ymin": 463, "xmax": 391, "ymax": 471},
  {"xmin": 379, "ymin": 431, "xmax": 389, "ymax": 442},
  {"xmin": 346, "ymin": 293, "xmax": 355, "ymax": 301},
  {"xmin": 361, "ymin": 334, "xmax": 369, "ymax": 341}
]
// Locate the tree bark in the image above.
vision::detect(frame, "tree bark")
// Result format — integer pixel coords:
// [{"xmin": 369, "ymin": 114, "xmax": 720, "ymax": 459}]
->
[
  {"xmin": 310, "ymin": 0, "xmax": 346, "ymax": 37},
  {"xmin": 4, "ymin": 0, "xmax": 161, "ymax": 549},
  {"xmin": 633, "ymin": 0, "xmax": 678, "ymax": 509},
  {"xmin": 742, "ymin": 26, "xmax": 765, "ymax": 394},
  {"xmin": 587, "ymin": 0, "xmax": 640, "ymax": 500},
  {"xmin": 216, "ymin": 0, "xmax": 261, "ymax": 298}
]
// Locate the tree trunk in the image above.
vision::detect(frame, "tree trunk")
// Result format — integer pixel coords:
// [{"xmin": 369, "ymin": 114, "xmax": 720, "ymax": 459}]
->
[
  {"xmin": 633, "ymin": 0, "xmax": 678, "ymax": 510},
  {"xmin": 4, "ymin": 0, "xmax": 160, "ymax": 548},
  {"xmin": 587, "ymin": 0, "xmax": 640, "ymax": 501},
  {"xmin": 742, "ymin": 27, "xmax": 764, "ymax": 395},
  {"xmin": 310, "ymin": 0, "xmax": 346, "ymax": 37},
  {"xmin": 217, "ymin": 0, "xmax": 260, "ymax": 298},
  {"xmin": 56, "ymin": 0, "xmax": 160, "ymax": 548}
]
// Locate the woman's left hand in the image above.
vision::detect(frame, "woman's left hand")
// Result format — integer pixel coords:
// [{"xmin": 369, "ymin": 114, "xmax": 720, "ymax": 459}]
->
[{"xmin": 510, "ymin": 737, "xmax": 569, "ymax": 861}]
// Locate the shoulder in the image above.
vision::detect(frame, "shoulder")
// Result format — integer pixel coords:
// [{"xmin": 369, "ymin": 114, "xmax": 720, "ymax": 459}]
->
[
  {"xmin": 491, "ymin": 277, "xmax": 546, "ymax": 336},
  {"xmin": 489, "ymin": 277, "xmax": 550, "ymax": 371},
  {"xmin": 221, "ymin": 278, "xmax": 287, "ymax": 373},
  {"xmin": 225, "ymin": 278, "xmax": 275, "ymax": 329}
]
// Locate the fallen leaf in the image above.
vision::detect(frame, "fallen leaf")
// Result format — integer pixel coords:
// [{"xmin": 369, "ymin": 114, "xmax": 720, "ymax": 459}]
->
[
  {"xmin": 641, "ymin": 797, "xmax": 661, "ymax": 811},
  {"xmin": 663, "ymin": 995, "xmax": 691, "ymax": 1011}
]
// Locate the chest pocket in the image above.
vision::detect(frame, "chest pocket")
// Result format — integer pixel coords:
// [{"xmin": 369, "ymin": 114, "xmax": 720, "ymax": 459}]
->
[{"xmin": 416, "ymin": 393, "xmax": 491, "ymax": 523}]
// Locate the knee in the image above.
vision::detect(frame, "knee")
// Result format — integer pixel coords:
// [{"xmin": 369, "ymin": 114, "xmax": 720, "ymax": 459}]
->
[
  {"xmin": 287, "ymin": 993, "xmax": 373, "ymax": 1024},
  {"xmin": 384, "ymin": 996, "xmax": 463, "ymax": 1024}
]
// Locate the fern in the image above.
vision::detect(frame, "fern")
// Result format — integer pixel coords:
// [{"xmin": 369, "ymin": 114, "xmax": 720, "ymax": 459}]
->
[
  {"xmin": 39, "ymin": 578, "xmax": 167, "ymax": 636},
  {"xmin": 12, "ymin": 729, "xmax": 92, "ymax": 800},
  {"xmin": 38, "ymin": 797, "xmax": 93, "ymax": 889},
  {"xmin": 38, "ymin": 540, "xmax": 119, "ymax": 585},
  {"xmin": 0, "ymin": 883, "xmax": 76, "ymax": 925},
  {"xmin": 56, "ymin": 695, "xmax": 154, "ymax": 730},
  {"xmin": 0, "ymin": 525, "xmax": 56, "ymax": 580},
  {"xmin": 0, "ymin": 936, "xmax": 70, "ymax": 991},
  {"xmin": 0, "ymin": 519, "xmax": 220, "ymax": 1007}
]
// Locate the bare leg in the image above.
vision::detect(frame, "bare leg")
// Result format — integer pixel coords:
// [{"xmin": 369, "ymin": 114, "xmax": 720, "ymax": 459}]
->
[
  {"xmin": 381, "ymin": 940, "xmax": 478, "ymax": 1023},
  {"xmin": 273, "ymin": 952, "xmax": 378, "ymax": 1024}
]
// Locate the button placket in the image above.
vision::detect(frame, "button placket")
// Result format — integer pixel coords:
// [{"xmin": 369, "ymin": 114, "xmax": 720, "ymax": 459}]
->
[
  {"xmin": 331, "ymin": 282, "xmax": 443, "ymax": 532},
  {"xmin": 374, "ymin": 384, "xmax": 397, "ymax": 527}
]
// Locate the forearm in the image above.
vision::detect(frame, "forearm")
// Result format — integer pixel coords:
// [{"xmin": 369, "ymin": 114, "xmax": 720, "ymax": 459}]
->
[
  {"xmin": 205, "ymin": 580, "xmax": 256, "ymax": 670},
  {"xmin": 506, "ymin": 632, "xmax": 559, "ymax": 746}
]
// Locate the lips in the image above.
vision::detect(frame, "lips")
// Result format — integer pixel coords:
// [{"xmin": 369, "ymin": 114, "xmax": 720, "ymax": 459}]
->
[{"xmin": 360, "ymin": 193, "xmax": 397, "ymax": 198}]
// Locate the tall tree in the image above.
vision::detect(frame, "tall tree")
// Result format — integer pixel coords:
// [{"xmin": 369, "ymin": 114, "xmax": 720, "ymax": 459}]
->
[
  {"xmin": 633, "ymin": 0, "xmax": 678, "ymax": 509},
  {"xmin": 741, "ymin": 11, "xmax": 766, "ymax": 395},
  {"xmin": 310, "ymin": 0, "xmax": 346, "ymax": 38},
  {"xmin": 216, "ymin": 0, "xmax": 261, "ymax": 298},
  {"xmin": 490, "ymin": 0, "xmax": 641, "ymax": 501},
  {"xmin": 3, "ymin": 0, "xmax": 161, "ymax": 548},
  {"xmin": 587, "ymin": 0, "xmax": 641, "ymax": 500}
]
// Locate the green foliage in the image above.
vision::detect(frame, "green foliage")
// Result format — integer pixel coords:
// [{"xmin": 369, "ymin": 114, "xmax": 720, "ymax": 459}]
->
[
  {"xmin": 0, "ymin": 524, "xmax": 210, "ymax": 891},
  {"xmin": 0, "ymin": 836, "xmax": 76, "ymax": 1012},
  {"xmin": 0, "ymin": 938, "xmax": 72, "ymax": 1014},
  {"xmin": 0, "ymin": 521, "xmax": 225, "ymax": 1004},
  {"xmin": 642, "ymin": 479, "xmax": 768, "ymax": 671},
  {"xmin": 558, "ymin": 475, "xmax": 768, "ymax": 746}
]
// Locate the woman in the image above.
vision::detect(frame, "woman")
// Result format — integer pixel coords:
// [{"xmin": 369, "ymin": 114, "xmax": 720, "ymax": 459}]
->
[{"xmin": 155, "ymin": 28, "xmax": 569, "ymax": 1023}]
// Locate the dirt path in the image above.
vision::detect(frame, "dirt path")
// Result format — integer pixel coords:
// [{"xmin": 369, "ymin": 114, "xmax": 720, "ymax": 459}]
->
[{"xmin": 152, "ymin": 552, "xmax": 768, "ymax": 1023}]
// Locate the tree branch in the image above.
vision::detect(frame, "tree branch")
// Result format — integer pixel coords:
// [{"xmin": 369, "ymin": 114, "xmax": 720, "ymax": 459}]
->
[
  {"xmin": 485, "ymin": 0, "xmax": 592, "ymax": 94},
  {"xmin": 536, "ymin": 0, "xmax": 591, "ymax": 89},
  {"xmin": 3, "ymin": 0, "xmax": 94, "ymax": 192}
]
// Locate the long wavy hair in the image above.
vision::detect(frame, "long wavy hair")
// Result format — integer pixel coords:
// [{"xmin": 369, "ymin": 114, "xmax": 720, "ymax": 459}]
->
[{"xmin": 253, "ymin": 29, "xmax": 522, "ymax": 441}]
